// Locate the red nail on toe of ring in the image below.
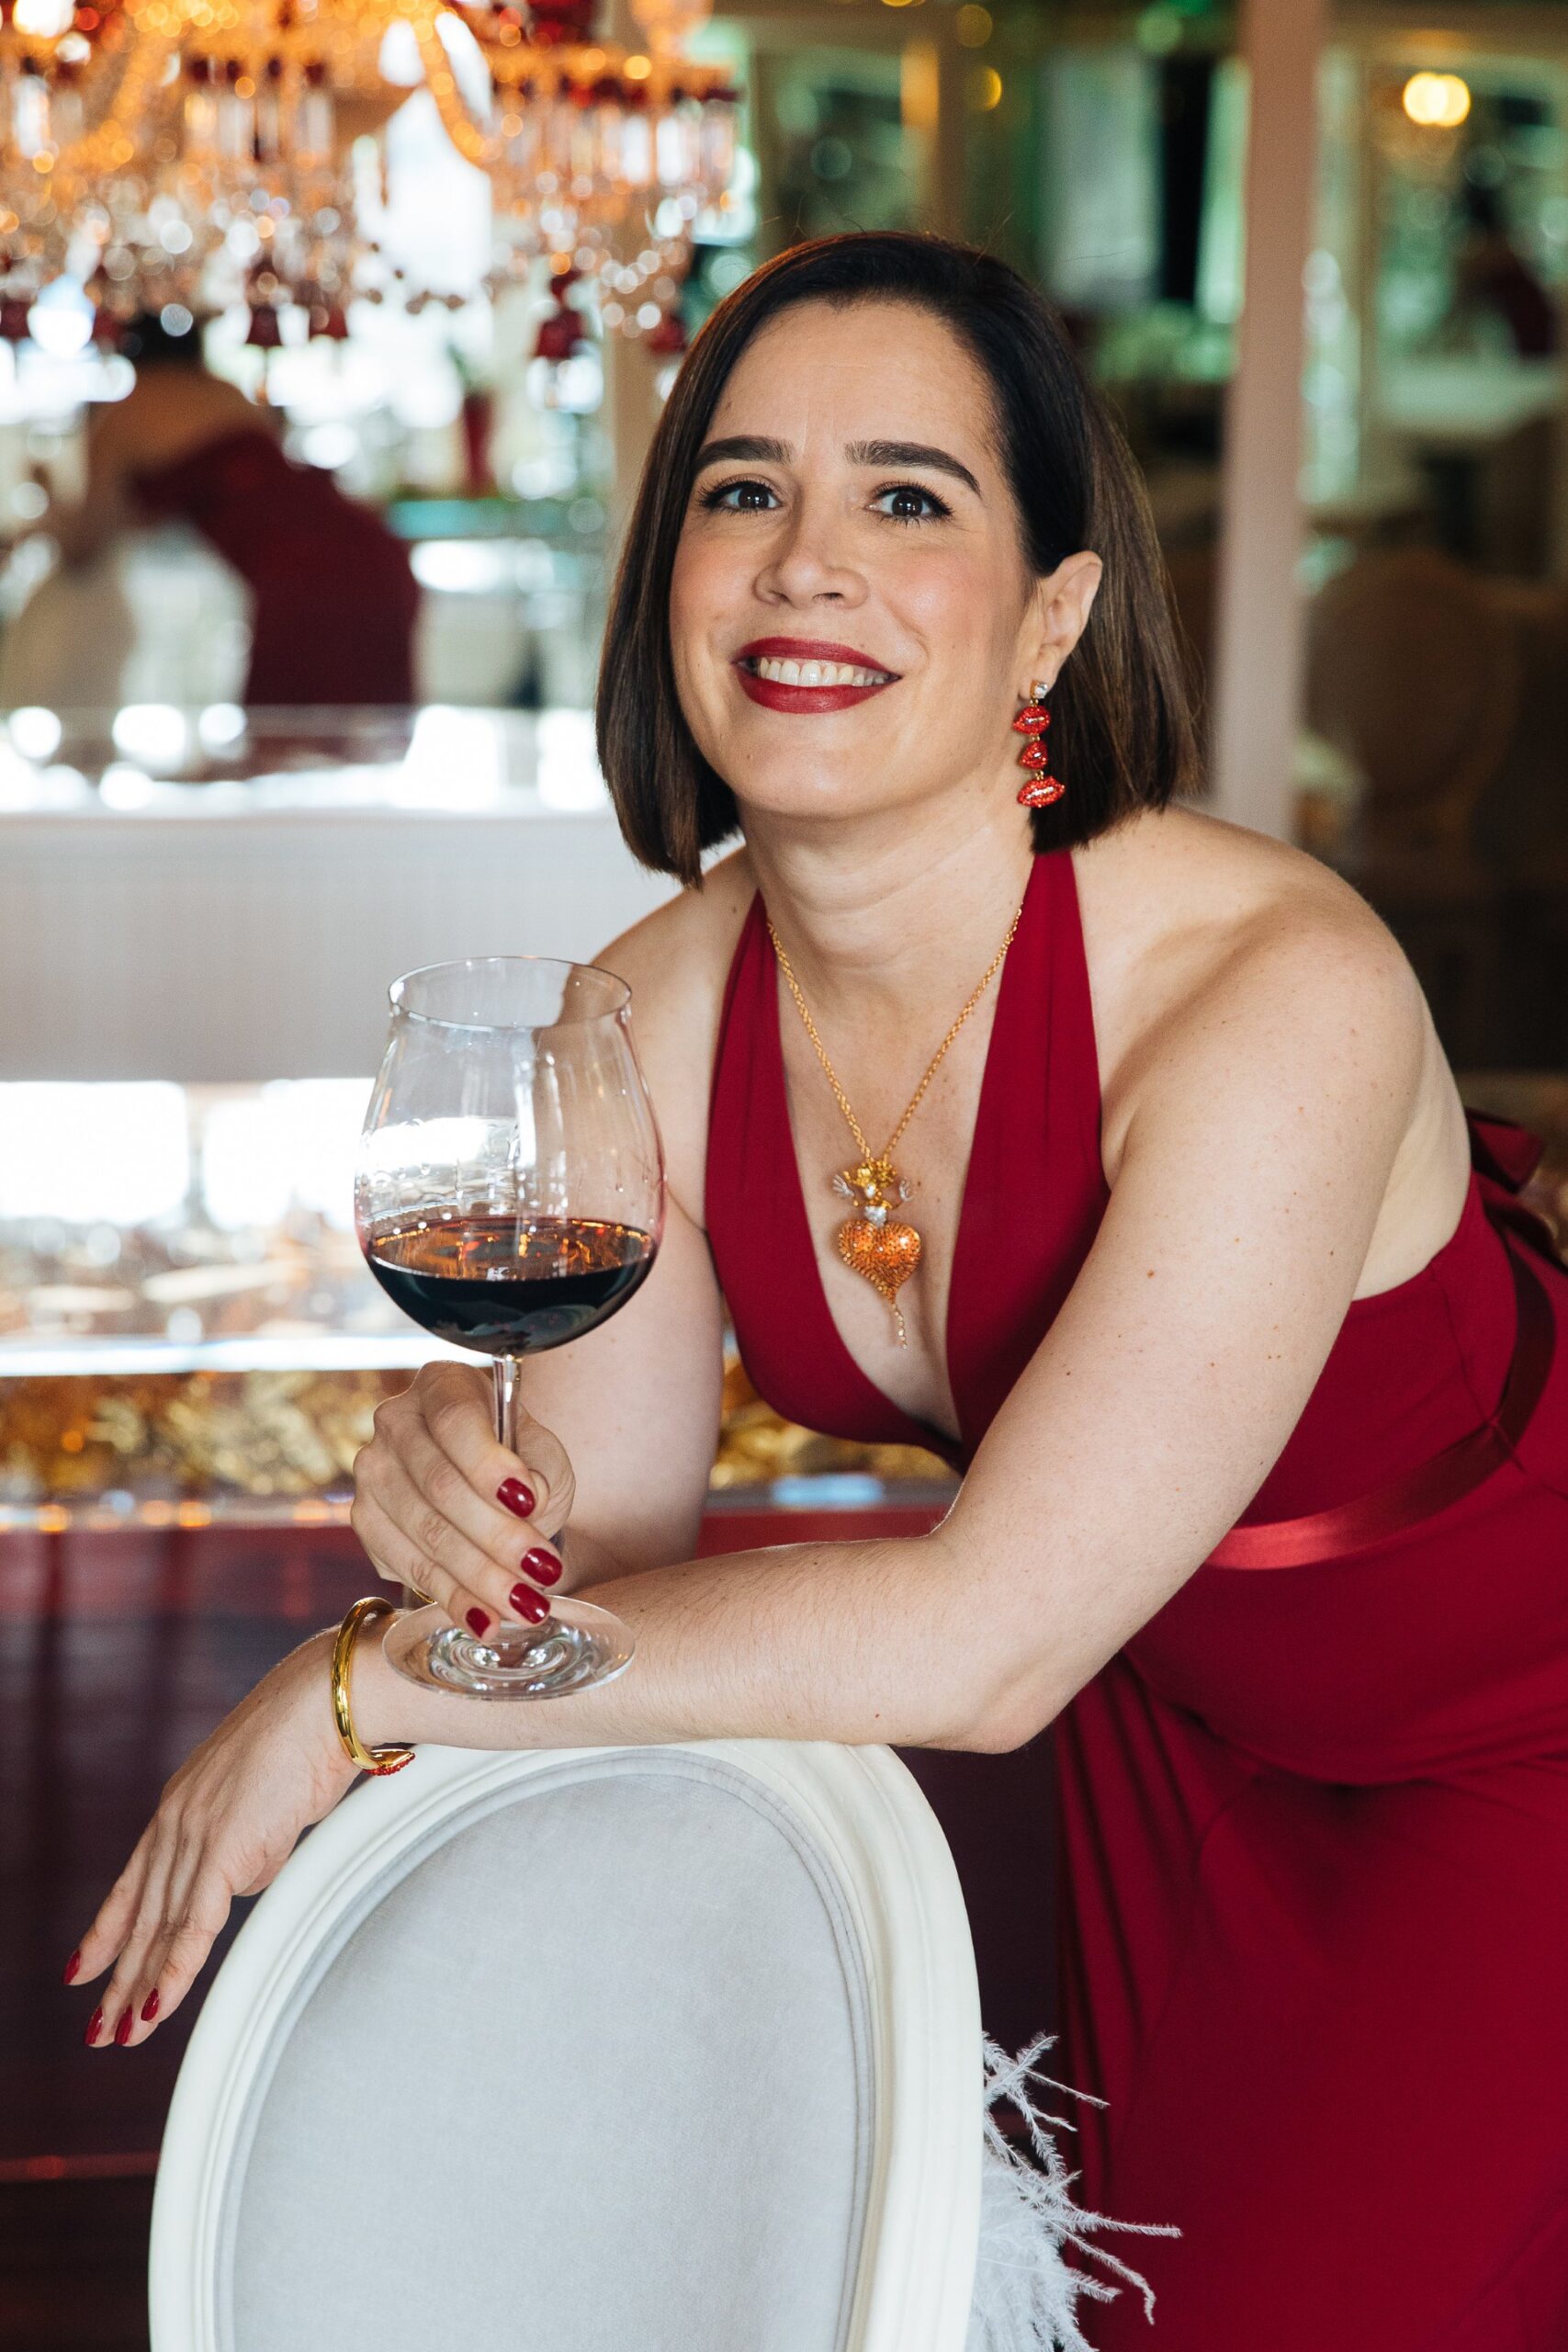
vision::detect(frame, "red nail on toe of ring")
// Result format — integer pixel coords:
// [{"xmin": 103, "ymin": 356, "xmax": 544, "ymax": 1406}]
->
[
  {"xmin": 62, "ymin": 1948, "xmax": 81, "ymax": 1984},
  {"xmin": 85, "ymin": 2006, "xmax": 104, "ymax": 2045},
  {"xmin": 141, "ymin": 1988, "xmax": 160, "ymax": 2022},
  {"xmin": 496, "ymin": 1478, "xmax": 536, "ymax": 1519},
  {"xmin": 466, "ymin": 1606, "xmax": 491, "ymax": 1636},
  {"xmin": 114, "ymin": 2007, "xmax": 133, "ymax": 2045}
]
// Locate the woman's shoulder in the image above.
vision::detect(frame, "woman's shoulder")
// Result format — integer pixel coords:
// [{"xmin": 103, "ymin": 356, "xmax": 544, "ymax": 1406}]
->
[
  {"xmin": 1079, "ymin": 802, "xmax": 1438, "ymax": 1182},
  {"xmin": 589, "ymin": 846, "xmax": 759, "ymax": 1221}
]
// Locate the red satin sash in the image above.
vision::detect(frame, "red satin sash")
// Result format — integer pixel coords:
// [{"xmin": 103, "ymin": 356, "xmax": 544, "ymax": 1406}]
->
[{"xmin": 1207, "ymin": 1113, "xmax": 1563, "ymax": 1571}]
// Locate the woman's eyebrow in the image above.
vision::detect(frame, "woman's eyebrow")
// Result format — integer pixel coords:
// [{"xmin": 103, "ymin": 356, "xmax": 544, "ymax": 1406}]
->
[
  {"xmin": 692, "ymin": 433, "xmax": 981, "ymax": 498},
  {"xmin": 693, "ymin": 434, "xmax": 791, "ymax": 470},
  {"xmin": 846, "ymin": 439, "xmax": 981, "ymax": 496}
]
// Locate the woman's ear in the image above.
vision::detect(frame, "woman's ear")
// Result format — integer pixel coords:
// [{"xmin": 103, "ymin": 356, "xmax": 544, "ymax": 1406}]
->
[{"xmin": 1024, "ymin": 550, "xmax": 1104, "ymax": 689}]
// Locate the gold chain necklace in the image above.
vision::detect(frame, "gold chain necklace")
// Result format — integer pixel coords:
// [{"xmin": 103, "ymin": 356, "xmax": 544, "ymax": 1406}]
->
[{"xmin": 767, "ymin": 893, "xmax": 1026, "ymax": 1346}]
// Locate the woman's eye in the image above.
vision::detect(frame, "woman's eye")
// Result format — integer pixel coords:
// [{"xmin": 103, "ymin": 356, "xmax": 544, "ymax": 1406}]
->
[
  {"xmin": 698, "ymin": 477, "xmax": 777, "ymax": 513},
  {"xmin": 872, "ymin": 483, "xmax": 951, "ymax": 524}
]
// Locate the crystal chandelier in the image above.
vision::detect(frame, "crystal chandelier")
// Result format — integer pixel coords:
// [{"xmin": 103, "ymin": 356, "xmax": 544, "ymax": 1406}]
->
[{"xmin": 0, "ymin": 0, "xmax": 739, "ymax": 342}]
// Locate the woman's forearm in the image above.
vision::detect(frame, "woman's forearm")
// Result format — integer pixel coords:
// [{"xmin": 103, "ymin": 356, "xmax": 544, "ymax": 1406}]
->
[{"xmin": 351, "ymin": 1528, "xmax": 1023, "ymax": 1758}]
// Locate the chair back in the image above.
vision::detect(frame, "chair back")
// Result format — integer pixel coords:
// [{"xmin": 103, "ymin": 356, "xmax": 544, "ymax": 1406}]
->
[
  {"xmin": 1305, "ymin": 547, "xmax": 1521, "ymax": 858},
  {"xmin": 150, "ymin": 1740, "xmax": 982, "ymax": 2352}
]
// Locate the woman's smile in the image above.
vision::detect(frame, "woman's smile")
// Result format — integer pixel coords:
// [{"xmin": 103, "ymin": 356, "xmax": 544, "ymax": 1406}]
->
[{"xmin": 732, "ymin": 633, "xmax": 900, "ymax": 714}]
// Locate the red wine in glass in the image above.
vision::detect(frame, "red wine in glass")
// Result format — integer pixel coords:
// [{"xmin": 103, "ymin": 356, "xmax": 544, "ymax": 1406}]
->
[
  {"xmin": 355, "ymin": 955, "xmax": 664, "ymax": 1701},
  {"xmin": 366, "ymin": 1215, "xmax": 656, "ymax": 1354}
]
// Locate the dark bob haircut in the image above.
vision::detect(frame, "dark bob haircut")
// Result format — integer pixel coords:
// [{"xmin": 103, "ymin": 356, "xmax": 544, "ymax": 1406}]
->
[{"xmin": 596, "ymin": 231, "xmax": 1200, "ymax": 885}]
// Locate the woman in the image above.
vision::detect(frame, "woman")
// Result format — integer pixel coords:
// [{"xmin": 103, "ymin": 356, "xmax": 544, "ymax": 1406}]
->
[
  {"xmin": 55, "ymin": 310, "xmax": 419, "ymax": 705},
  {"xmin": 70, "ymin": 235, "xmax": 1568, "ymax": 2348}
]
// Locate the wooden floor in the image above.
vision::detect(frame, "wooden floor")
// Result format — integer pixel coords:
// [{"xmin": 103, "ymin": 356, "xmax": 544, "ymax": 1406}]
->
[{"xmin": 1, "ymin": 1502, "xmax": 941, "ymax": 2346}]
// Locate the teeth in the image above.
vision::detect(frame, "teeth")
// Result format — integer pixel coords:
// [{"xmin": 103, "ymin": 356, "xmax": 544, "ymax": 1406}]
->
[{"xmin": 750, "ymin": 656, "xmax": 892, "ymax": 688}]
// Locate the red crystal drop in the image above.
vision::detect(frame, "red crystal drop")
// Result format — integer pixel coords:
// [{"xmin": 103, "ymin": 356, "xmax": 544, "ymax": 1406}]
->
[
  {"xmin": 1017, "ymin": 776, "xmax": 1066, "ymax": 808},
  {"xmin": 1019, "ymin": 740, "xmax": 1053, "ymax": 769},
  {"xmin": 1010, "ymin": 707, "xmax": 1049, "ymax": 734}
]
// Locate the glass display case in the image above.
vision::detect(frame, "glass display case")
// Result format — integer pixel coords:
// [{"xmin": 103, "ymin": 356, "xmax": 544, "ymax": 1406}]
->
[{"xmin": 0, "ymin": 1080, "xmax": 953, "ymax": 1529}]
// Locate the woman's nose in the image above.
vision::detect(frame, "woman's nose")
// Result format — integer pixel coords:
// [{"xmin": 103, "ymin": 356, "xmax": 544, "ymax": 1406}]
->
[{"xmin": 755, "ymin": 501, "xmax": 863, "ymax": 604}]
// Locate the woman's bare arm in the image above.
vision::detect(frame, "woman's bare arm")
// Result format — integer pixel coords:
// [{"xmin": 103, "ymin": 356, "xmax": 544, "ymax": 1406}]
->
[
  {"xmin": 352, "ymin": 903, "xmax": 1428, "ymax": 1758},
  {"xmin": 52, "ymin": 402, "xmax": 138, "ymax": 567},
  {"xmin": 77, "ymin": 895, "xmax": 1432, "ymax": 2048}
]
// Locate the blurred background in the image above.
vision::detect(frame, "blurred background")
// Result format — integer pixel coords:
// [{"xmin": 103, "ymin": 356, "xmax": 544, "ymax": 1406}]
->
[{"xmin": 5, "ymin": 0, "xmax": 1568, "ymax": 2341}]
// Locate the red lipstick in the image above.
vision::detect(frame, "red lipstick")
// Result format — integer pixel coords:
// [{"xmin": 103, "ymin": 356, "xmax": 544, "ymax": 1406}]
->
[{"xmin": 732, "ymin": 636, "xmax": 898, "ymax": 716}]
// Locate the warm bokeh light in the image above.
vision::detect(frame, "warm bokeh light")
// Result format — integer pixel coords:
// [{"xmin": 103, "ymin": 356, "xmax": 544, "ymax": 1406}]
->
[
  {"xmin": 968, "ymin": 63, "xmax": 1002, "ymax": 111},
  {"xmin": 955, "ymin": 5, "xmax": 992, "ymax": 46},
  {"xmin": 11, "ymin": 0, "xmax": 73, "ymax": 36},
  {"xmin": 1402, "ymin": 71, "xmax": 1472, "ymax": 130}
]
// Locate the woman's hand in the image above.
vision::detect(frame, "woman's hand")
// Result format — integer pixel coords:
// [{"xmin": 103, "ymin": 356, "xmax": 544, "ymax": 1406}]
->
[
  {"xmin": 68, "ymin": 1627, "xmax": 361, "ymax": 2049},
  {"xmin": 350, "ymin": 1363, "xmax": 577, "ymax": 1638}
]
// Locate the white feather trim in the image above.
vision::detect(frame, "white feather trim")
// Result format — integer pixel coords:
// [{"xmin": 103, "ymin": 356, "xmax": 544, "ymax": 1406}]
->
[{"xmin": 965, "ymin": 2035, "xmax": 1179, "ymax": 2352}]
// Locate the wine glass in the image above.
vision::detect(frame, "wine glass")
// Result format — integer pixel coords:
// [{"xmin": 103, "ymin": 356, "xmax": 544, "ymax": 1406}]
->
[{"xmin": 355, "ymin": 956, "xmax": 664, "ymax": 1699}]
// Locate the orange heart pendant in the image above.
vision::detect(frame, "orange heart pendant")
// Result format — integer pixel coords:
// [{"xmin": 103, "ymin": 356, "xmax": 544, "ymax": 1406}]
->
[{"xmin": 838, "ymin": 1215, "xmax": 921, "ymax": 1305}]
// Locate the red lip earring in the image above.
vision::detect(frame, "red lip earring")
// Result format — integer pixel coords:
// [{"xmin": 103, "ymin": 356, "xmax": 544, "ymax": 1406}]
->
[{"xmin": 1013, "ymin": 680, "xmax": 1066, "ymax": 808}]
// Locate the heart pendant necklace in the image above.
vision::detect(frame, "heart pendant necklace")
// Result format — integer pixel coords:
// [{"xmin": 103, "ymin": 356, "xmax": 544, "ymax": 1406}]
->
[{"xmin": 767, "ymin": 891, "xmax": 1025, "ymax": 1346}]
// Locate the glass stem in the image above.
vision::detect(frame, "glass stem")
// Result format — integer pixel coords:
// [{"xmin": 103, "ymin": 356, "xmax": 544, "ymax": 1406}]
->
[
  {"xmin": 493, "ymin": 1353, "xmax": 523, "ymax": 1454},
  {"xmin": 492, "ymin": 1355, "xmax": 553, "ymax": 1635}
]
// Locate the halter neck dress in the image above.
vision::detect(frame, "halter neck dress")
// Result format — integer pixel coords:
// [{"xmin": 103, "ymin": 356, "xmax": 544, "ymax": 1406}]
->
[{"xmin": 705, "ymin": 845, "xmax": 1568, "ymax": 2352}]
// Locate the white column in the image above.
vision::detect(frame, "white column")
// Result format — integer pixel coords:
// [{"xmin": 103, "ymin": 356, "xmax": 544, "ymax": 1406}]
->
[{"xmin": 1209, "ymin": 0, "xmax": 1328, "ymax": 837}]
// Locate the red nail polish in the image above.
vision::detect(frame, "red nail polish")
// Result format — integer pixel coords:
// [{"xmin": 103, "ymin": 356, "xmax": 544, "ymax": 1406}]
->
[
  {"xmin": 466, "ymin": 1606, "xmax": 491, "ymax": 1636},
  {"xmin": 85, "ymin": 2006, "xmax": 104, "ymax": 2046},
  {"xmin": 114, "ymin": 2007, "xmax": 133, "ymax": 2045},
  {"xmin": 62, "ymin": 1948, "xmax": 81, "ymax": 1984},
  {"xmin": 521, "ymin": 1546, "xmax": 561, "ymax": 1586},
  {"xmin": 497, "ymin": 1478, "xmax": 536, "ymax": 1519},
  {"xmin": 141, "ymin": 1988, "xmax": 160, "ymax": 2023},
  {"xmin": 511, "ymin": 1585, "xmax": 550, "ymax": 1626}
]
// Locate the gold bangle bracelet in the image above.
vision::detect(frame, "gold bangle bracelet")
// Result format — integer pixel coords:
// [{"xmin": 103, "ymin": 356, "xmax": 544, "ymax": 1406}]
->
[{"xmin": 331, "ymin": 1596, "xmax": 416, "ymax": 1777}]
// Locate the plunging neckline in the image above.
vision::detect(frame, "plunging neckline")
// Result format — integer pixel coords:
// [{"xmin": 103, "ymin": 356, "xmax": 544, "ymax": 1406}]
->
[{"xmin": 760, "ymin": 852, "xmax": 1060, "ymax": 1466}]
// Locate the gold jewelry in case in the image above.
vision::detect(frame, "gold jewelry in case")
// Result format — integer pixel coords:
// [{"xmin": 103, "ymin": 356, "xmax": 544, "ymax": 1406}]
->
[
  {"xmin": 331, "ymin": 1596, "xmax": 417, "ymax": 1775},
  {"xmin": 768, "ymin": 892, "xmax": 1025, "ymax": 1346}
]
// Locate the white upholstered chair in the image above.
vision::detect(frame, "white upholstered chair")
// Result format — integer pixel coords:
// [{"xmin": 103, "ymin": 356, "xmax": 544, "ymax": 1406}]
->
[{"xmin": 149, "ymin": 1739, "xmax": 985, "ymax": 2352}]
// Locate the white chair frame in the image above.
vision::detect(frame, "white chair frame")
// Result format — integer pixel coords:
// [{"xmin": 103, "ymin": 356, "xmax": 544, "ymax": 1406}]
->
[{"xmin": 149, "ymin": 1737, "xmax": 984, "ymax": 2352}]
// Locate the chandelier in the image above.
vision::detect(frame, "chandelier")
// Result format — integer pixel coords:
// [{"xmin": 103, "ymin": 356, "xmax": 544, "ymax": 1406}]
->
[{"xmin": 0, "ymin": 0, "xmax": 739, "ymax": 344}]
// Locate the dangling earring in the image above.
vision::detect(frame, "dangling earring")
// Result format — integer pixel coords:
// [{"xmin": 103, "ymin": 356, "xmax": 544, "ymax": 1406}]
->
[{"xmin": 1012, "ymin": 679, "xmax": 1066, "ymax": 808}]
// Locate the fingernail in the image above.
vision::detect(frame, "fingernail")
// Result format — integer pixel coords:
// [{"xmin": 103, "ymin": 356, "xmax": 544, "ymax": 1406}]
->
[
  {"xmin": 114, "ymin": 2007, "xmax": 133, "ymax": 2046},
  {"xmin": 521, "ymin": 1546, "xmax": 561, "ymax": 1587},
  {"xmin": 62, "ymin": 1948, "xmax": 80, "ymax": 1984},
  {"xmin": 466, "ymin": 1606, "xmax": 491, "ymax": 1636},
  {"xmin": 497, "ymin": 1478, "xmax": 536, "ymax": 1519},
  {"xmin": 85, "ymin": 2006, "xmax": 104, "ymax": 2046},
  {"xmin": 511, "ymin": 1586, "xmax": 550, "ymax": 1626},
  {"xmin": 141, "ymin": 1988, "xmax": 160, "ymax": 2023}
]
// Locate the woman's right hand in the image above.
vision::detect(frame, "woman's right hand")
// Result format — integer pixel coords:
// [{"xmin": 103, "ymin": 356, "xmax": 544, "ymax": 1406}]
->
[
  {"xmin": 71, "ymin": 1625, "xmax": 362, "ymax": 2049},
  {"xmin": 351, "ymin": 1362, "xmax": 578, "ymax": 1638}
]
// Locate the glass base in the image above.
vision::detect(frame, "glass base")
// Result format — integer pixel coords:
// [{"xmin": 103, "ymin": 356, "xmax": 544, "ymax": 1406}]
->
[{"xmin": 382, "ymin": 1598, "xmax": 635, "ymax": 1700}]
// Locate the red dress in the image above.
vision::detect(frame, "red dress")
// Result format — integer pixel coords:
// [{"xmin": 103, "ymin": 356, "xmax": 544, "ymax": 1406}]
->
[
  {"xmin": 705, "ymin": 845, "xmax": 1568, "ymax": 2350},
  {"xmin": 135, "ymin": 427, "xmax": 420, "ymax": 706}
]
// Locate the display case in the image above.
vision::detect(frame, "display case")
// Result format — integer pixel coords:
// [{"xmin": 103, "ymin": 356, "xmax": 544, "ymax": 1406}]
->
[{"xmin": 0, "ymin": 1079, "xmax": 953, "ymax": 1530}]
